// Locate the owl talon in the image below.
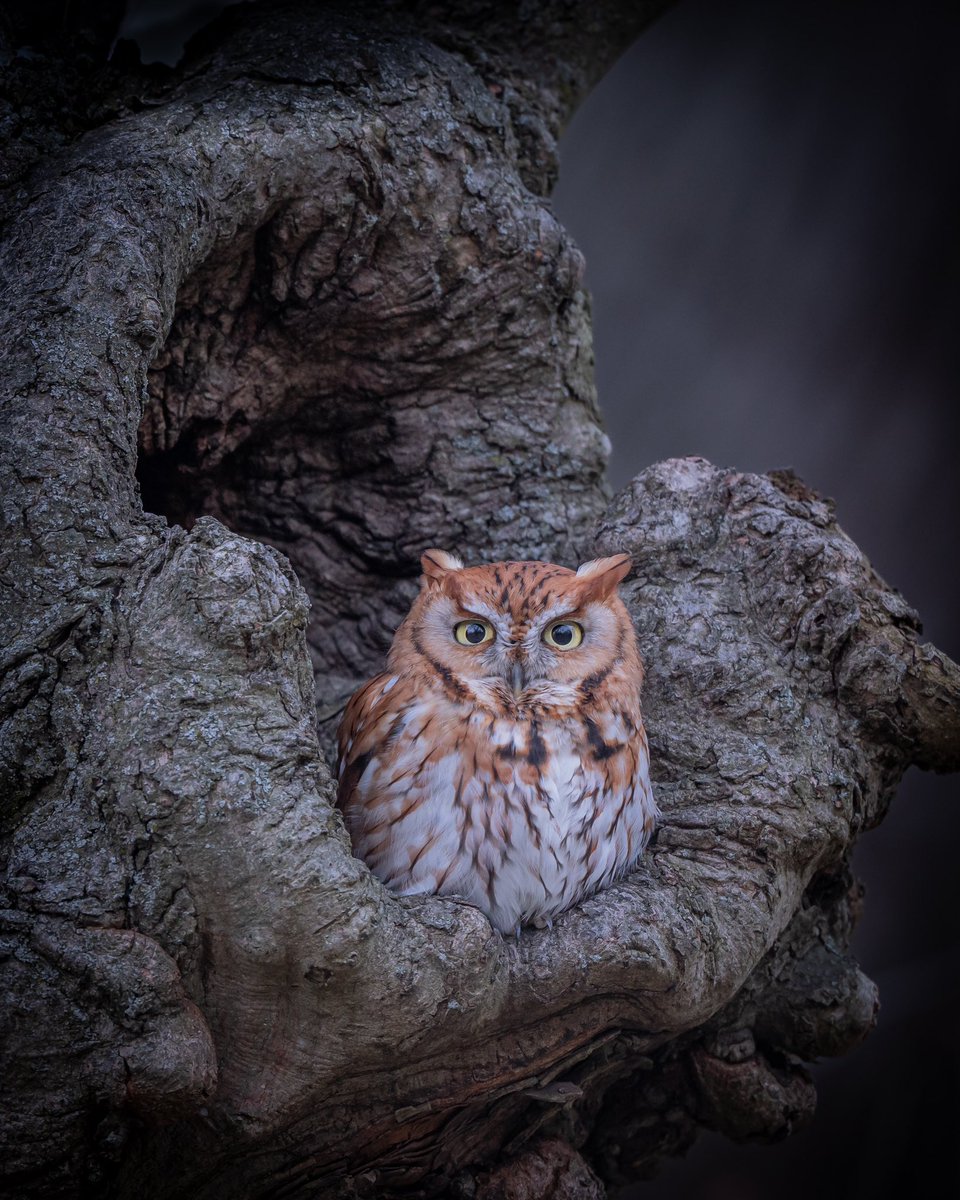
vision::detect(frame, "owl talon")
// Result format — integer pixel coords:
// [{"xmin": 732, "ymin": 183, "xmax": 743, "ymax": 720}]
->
[{"xmin": 512, "ymin": 923, "xmax": 522, "ymax": 942}]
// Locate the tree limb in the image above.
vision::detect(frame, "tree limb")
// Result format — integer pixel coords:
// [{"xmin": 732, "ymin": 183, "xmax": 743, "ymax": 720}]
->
[{"xmin": 1, "ymin": 4, "xmax": 956, "ymax": 1197}]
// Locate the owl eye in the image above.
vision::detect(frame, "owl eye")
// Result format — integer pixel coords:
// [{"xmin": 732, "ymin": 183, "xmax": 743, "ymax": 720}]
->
[
  {"xmin": 544, "ymin": 621, "xmax": 583, "ymax": 649},
  {"xmin": 454, "ymin": 619, "xmax": 495, "ymax": 646}
]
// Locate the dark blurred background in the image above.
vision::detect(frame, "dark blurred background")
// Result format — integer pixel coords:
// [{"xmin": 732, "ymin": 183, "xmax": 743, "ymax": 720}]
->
[
  {"xmin": 120, "ymin": 1, "xmax": 960, "ymax": 1194},
  {"xmin": 551, "ymin": 4, "xmax": 959, "ymax": 1195}
]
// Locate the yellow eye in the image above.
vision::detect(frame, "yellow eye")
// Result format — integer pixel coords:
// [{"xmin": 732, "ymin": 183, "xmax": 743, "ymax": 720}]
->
[
  {"xmin": 543, "ymin": 621, "xmax": 583, "ymax": 650},
  {"xmin": 454, "ymin": 619, "xmax": 495, "ymax": 646}
]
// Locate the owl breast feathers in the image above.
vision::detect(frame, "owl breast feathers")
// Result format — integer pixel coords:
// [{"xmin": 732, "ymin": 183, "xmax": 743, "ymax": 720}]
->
[{"xmin": 336, "ymin": 550, "xmax": 656, "ymax": 935}]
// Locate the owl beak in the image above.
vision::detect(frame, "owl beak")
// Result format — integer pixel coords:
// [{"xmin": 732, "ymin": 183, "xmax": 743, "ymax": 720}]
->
[{"xmin": 510, "ymin": 662, "xmax": 527, "ymax": 697}]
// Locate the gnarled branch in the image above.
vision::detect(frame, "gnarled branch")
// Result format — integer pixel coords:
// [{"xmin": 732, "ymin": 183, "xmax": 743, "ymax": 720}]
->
[{"xmin": 1, "ymin": 3, "xmax": 956, "ymax": 1197}]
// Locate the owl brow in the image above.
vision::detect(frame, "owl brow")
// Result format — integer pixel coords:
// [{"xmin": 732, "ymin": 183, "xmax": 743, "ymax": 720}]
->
[
  {"xmin": 455, "ymin": 601, "xmax": 500, "ymax": 624},
  {"xmin": 534, "ymin": 602, "xmax": 587, "ymax": 626}
]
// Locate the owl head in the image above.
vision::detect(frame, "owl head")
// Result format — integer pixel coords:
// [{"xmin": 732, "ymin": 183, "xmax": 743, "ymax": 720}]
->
[{"xmin": 388, "ymin": 549, "xmax": 641, "ymax": 704}]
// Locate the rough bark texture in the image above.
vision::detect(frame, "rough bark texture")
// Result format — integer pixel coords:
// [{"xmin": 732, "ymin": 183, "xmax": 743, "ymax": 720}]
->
[{"xmin": 1, "ymin": 2, "xmax": 958, "ymax": 1198}]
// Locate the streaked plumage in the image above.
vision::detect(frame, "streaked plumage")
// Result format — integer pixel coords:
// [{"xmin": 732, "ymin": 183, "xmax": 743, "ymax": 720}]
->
[{"xmin": 336, "ymin": 550, "xmax": 656, "ymax": 933}]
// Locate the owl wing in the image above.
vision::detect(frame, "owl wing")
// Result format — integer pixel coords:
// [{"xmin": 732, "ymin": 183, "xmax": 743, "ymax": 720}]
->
[{"xmin": 336, "ymin": 671, "xmax": 405, "ymax": 813}]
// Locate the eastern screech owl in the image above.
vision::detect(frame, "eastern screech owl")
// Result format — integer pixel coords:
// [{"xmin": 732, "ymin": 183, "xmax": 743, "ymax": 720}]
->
[{"xmin": 336, "ymin": 550, "xmax": 656, "ymax": 934}]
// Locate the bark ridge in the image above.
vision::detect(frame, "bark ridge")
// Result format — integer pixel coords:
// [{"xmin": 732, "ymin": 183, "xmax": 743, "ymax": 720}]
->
[{"xmin": 1, "ymin": 3, "xmax": 957, "ymax": 1197}]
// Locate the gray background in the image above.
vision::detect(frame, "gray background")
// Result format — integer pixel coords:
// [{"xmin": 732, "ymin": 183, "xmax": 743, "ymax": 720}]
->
[
  {"xmin": 121, "ymin": 1, "xmax": 960, "ymax": 1194},
  {"xmin": 551, "ymin": 3, "xmax": 958, "ymax": 1195}
]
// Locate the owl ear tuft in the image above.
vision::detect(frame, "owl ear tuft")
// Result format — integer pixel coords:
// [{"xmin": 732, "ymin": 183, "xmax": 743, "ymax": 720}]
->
[
  {"xmin": 574, "ymin": 553, "xmax": 632, "ymax": 600},
  {"xmin": 420, "ymin": 549, "xmax": 465, "ymax": 590}
]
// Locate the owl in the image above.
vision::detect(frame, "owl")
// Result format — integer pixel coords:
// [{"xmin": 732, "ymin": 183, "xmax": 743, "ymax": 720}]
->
[{"xmin": 336, "ymin": 550, "xmax": 656, "ymax": 935}]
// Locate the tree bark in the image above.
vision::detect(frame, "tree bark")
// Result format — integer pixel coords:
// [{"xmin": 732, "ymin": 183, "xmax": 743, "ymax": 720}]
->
[{"xmin": 1, "ymin": 3, "xmax": 957, "ymax": 1198}]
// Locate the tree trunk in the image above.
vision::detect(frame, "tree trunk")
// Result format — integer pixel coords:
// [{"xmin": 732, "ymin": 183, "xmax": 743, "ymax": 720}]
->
[{"xmin": 1, "ymin": 3, "xmax": 957, "ymax": 1197}]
